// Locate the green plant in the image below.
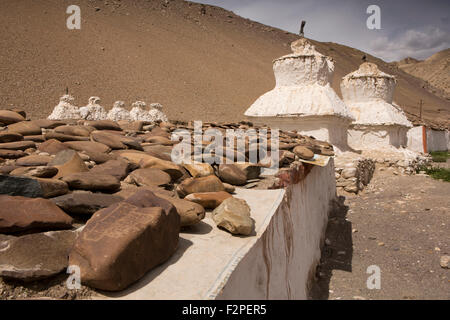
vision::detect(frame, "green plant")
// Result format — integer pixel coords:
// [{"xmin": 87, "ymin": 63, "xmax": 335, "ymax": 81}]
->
[
  {"xmin": 430, "ymin": 151, "xmax": 450, "ymax": 163},
  {"xmin": 423, "ymin": 167, "xmax": 450, "ymax": 182}
]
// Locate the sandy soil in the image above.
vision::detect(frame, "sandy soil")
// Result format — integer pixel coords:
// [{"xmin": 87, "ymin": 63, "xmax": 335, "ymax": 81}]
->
[
  {"xmin": 309, "ymin": 167, "xmax": 450, "ymax": 300},
  {"xmin": 0, "ymin": 0, "xmax": 448, "ymax": 127}
]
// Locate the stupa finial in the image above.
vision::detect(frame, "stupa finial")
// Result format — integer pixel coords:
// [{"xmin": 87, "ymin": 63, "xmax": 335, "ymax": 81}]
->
[{"xmin": 299, "ymin": 20, "xmax": 306, "ymax": 38}]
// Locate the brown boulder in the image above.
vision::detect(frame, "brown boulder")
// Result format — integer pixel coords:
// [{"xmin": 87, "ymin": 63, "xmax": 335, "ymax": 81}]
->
[
  {"xmin": 183, "ymin": 162, "xmax": 214, "ymax": 178},
  {"xmin": 212, "ymin": 197, "xmax": 254, "ymax": 236},
  {"xmin": 89, "ymin": 159, "xmax": 130, "ymax": 180},
  {"xmin": 0, "ymin": 195, "xmax": 73, "ymax": 234},
  {"xmin": 35, "ymin": 178, "xmax": 70, "ymax": 198},
  {"xmin": 0, "ymin": 230, "xmax": 78, "ymax": 281},
  {"xmin": 7, "ymin": 121, "xmax": 42, "ymax": 136},
  {"xmin": 91, "ymin": 130, "xmax": 127, "ymax": 149},
  {"xmin": 185, "ymin": 191, "xmax": 232, "ymax": 209},
  {"xmin": 16, "ymin": 155, "xmax": 53, "ymax": 167},
  {"xmin": 85, "ymin": 120, "xmax": 122, "ymax": 131},
  {"xmin": 126, "ymin": 168, "xmax": 171, "ymax": 187},
  {"xmin": 49, "ymin": 149, "xmax": 89, "ymax": 179},
  {"xmin": 44, "ymin": 132, "xmax": 90, "ymax": 142},
  {"xmin": 69, "ymin": 190, "xmax": 179, "ymax": 291},
  {"xmin": 62, "ymin": 173, "xmax": 120, "ymax": 192},
  {"xmin": 176, "ymin": 175, "xmax": 226, "ymax": 198},
  {"xmin": 217, "ymin": 164, "xmax": 247, "ymax": 186},
  {"xmin": 10, "ymin": 166, "xmax": 58, "ymax": 178},
  {"xmin": 0, "ymin": 141, "xmax": 35, "ymax": 151},
  {"xmin": 64, "ymin": 141, "xmax": 111, "ymax": 154},
  {"xmin": 0, "ymin": 110, "xmax": 25, "ymax": 125},
  {"xmin": 51, "ymin": 191, "xmax": 123, "ymax": 215},
  {"xmin": 293, "ymin": 146, "xmax": 315, "ymax": 160},
  {"xmin": 0, "ymin": 149, "xmax": 26, "ymax": 159},
  {"xmin": 37, "ymin": 139, "xmax": 70, "ymax": 155},
  {"xmin": 54, "ymin": 125, "xmax": 93, "ymax": 137},
  {"xmin": 0, "ymin": 132, "xmax": 23, "ymax": 143}
]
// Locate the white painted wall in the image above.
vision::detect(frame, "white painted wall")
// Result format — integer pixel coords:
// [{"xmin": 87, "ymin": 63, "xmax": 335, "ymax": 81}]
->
[
  {"xmin": 407, "ymin": 126, "xmax": 449, "ymax": 153},
  {"xmin": 348, "ymin": 125, "xmax": 409, "ymax": 151},
  {"xmin": 216, "ymin": 162, "xmax": 336, "ymax": 299}
]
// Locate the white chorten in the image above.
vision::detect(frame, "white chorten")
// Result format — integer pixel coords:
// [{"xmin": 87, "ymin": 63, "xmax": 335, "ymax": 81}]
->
[
  {"xmin": 244, "ymin": 38, "xmax": 354, "ymax": 151},
  {"xmin": 148, "ymin": 103, "xmax": 168, "ymax": 122},
  {"xmin": 48, "ymin": 95, "xmax": 81, "ymax": 120},
  {"xmin": 107, "ymin": 101, "xmax": 131, "ymax": 121},
  {"xmin": 340, "ymin": 62, "xmax": 412, "ymax": 150},
  {"xmin": 79, "ymin": 96, "xmax": 107, "ymax": 120},
  {"xmin": 130, "ymin": 101, "xmax": 168, "ymax": 122}
]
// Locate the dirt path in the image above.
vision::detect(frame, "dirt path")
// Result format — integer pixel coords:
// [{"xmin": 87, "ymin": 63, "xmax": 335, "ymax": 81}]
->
[{"xmin": 309, "ymin": 167, "xmax": 450, "ymax": 300}]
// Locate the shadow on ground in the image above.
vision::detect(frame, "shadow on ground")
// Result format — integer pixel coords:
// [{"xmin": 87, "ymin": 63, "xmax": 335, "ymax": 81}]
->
[{"xmin": 308, "ymin": 195, "xmax": 353, "ymax": 300}]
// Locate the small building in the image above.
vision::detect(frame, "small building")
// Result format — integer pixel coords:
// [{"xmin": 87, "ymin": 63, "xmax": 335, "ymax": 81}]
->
[
  {"xmin": 340, "ymin": 62, "xmax": 412, "ymax": 151},
  {"xmin": 244, "ymin": 38, "xmax": 354, "ymax": 152}
]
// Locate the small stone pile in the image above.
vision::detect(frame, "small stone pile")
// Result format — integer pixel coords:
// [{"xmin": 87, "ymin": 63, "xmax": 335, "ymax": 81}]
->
[
  {"xmin": 334, "ymin": 157, "xmax": 375, "ymax": 194},
  {"xmin": 0, "ymin": 108, "xmax": 334, "ymax": 293}
]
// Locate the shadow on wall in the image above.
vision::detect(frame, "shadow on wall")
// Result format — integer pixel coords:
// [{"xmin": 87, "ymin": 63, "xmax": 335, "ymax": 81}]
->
[{"xmin": 308, "ymin": 196, "xmax": 353, "ymax": 300}]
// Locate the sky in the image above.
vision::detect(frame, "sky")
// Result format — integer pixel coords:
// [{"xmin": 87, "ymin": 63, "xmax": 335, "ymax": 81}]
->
[{"xmin": 193, "ymin": 0, "xmax": 450, "ymax": 62}]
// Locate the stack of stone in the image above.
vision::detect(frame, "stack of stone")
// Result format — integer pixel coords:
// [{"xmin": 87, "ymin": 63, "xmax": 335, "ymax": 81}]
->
[{"xmin": 0, "ymin": 108, "xmax": 334, "ymax": 292}]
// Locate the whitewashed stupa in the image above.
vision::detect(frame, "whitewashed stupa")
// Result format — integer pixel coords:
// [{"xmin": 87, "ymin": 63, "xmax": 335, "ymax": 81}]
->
[
  {"xmin": 340, "ymin": 62, "xmax": 412, "ymax": 150},
  {"xmin": 79, "ymin": 96, "xmax": 107, "ymax": 120},
  {"xmin": 48, "ymin": 95, "xmax": 80, "ymax": 120},
  {"xmin": 107, "ymin": 101, "xmax": 131, "ymax": 121},
  {"xmin": 244, "ymin": 38, "xmax": 354, "ymax": 151}
]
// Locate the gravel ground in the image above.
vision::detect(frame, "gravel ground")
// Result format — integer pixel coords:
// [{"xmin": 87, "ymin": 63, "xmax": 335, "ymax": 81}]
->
[{"xmin": 309, "ymin": 166, "xmax": 450, "ymax": 300}]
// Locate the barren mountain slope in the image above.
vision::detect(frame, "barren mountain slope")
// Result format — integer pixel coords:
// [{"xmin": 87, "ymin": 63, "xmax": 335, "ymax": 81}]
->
[
  {"xmin": 396, "ymin": 49, "xmax": 450, "ymax": 101},
  {"xmin": 0, "ymin": 0, "xmax": 448, "ymax": 127}
]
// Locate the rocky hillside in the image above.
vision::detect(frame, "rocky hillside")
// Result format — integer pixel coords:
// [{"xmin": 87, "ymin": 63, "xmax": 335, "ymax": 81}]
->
[
  {"xmin": 1, "ymin": 0, "xmax": 449, "ymax": 127},
  {"xmin": 395, "ymin": 49, "xmax": 450, "ymax": 101}
]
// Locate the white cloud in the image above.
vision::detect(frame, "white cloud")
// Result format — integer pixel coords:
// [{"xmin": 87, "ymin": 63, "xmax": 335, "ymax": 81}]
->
[{"xmin": 369, "ymin": 26, "xmax": 450, "ymax": 61}]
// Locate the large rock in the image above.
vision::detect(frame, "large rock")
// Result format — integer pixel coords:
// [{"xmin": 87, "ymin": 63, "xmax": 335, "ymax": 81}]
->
[
  {"xmin": 86, "ymin": 120, "xmax": 122, "ymax": 131},
  {"xmin": 10, "ymin": 166, "xmax": 58, "ymax": 178},
  {"xmin": 293, "ymin": 146, "xmax": 314, "ymax": 160},
  {"xmin": 124, "ymin": 152, "xmax": 185, "ymax": 181},
  {"xmin": 49, "ymin": 149, "xmax": 89, "ymax": 179},
  {"xmin": 141, "ymin": 145, "xmax": 173, "ymax": 161},
  {"xmin": 217, "ymin": 164, "xmax": 247, "ymax": 186},
  {"xmin": 126, "ymin": 168, "xmax": 171, "ymax": 187},
  {"xmin": 64, "ymin": 141, "xmax": 111, "ymax": 154},
  {"xmin": 212, "ymin": 197, "xmax": 254, "ymax": 236},
  {"xmin": 160, "ymin": 196, "xmax": 205, "ymax": 227},
  {"xmin": 30, "ymin": 119, "xmax": 66, "ymax": 129},
  {"xmin": 83, "ymin": 150, "xmax": 116, "ymax": 164},
  {"xmin": 15, "ymin": 155, "xmax": 53, "ymax": 167},
  {"xmin": 183, "ymin": 162, "xmax": 214, "ymax": 178},
  {"xmin": 35, "ymin": 178, "xmax": 70, "ymax": 198},
  {"xmin": 89, "ymin": 159, "xmax": 130, "ymax": 180},
  {"xmin": 0, "ymin": 230, "xmax": 78, "ymax": 281},
  {"xmin": 0, "ymin": 175, "xmax": 68, "ymax": 198},
  {"xmin": 37, "ymin": 139, "xmax": 70, "ymax": 155},
  {"xmin": 7, "ymin": 121, "xmax": 42, "ymax": 136},
  {"xmin": 0, "ymin": 110, "xmax": 25, "ymax": 125},
  {"xmin": 54, "ymin": 125, "xmax": 93, "ymax": 137},
  {"xmin": 185, "ymin": 191, "xmax": 232, "ymax": 209},
  {"xmin": 51, "ymin": 192, "xmax": 123, "ymax": 215},
  {"xmin": 0, "ymin": 141, "xmax": 35, "ymax": 151},
  {"xmin": 69, "ymin": 190, "xmax": 179, "ymax": 291},
  {"xmin": 44, "ymin": 132, "xmax": 90, "ymax": 142},
  {"xmin": 0, "ymin": 195, "xmax": 73, "ymax": 234},
  {"xmin": 62, "ymin": 173, "xmax": 120, "ymax": 192},
  {"xmin": 0, "ymin": 149, "xmax": 26, "ymax": 159},
  {"xmin": 176, "ymin": 175, "xmax": 226, "ymax": 198},
  {"xmin": 0, "ymin": 132, "xmax": 23, "ymax": 143},
  {"xmin": 90, "ymin": 130, "xmax": 127, "ymax": 149}
]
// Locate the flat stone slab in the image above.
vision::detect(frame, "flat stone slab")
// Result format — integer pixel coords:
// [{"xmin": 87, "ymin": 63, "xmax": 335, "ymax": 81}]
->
[{"xmin": 95, "ymin": 187, "xmax": 285, "ymax": 300}]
